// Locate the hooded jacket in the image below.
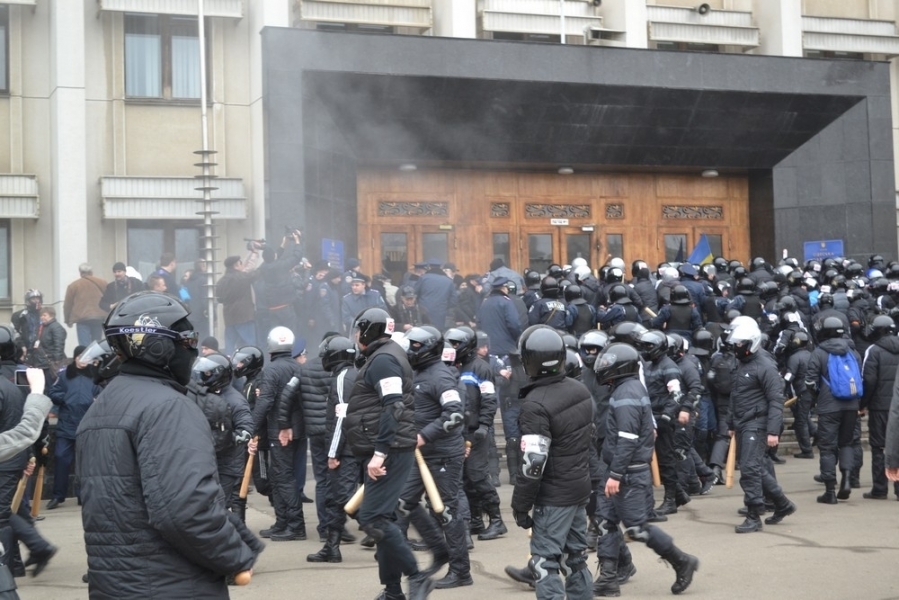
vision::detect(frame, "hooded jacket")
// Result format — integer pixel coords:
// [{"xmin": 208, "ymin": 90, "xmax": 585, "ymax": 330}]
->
[
  {"xmin": 48, "ymin": 363, "xmax": 99, "ymax": 439},
  {"xmin": 806, "ymin": 337, "xmax": 861, "ymax": 414},
  {"xmin": 861, "ymin": 334, "xmax": 899, "ymax": 412}
]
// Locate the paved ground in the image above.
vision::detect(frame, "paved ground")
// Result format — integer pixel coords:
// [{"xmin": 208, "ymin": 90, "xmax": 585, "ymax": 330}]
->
[{"xmin": 14, "ymin": 457, "xmax": 899, "ymax": 600}]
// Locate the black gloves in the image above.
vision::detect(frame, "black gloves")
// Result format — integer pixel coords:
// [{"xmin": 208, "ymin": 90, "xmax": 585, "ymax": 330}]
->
[
  {"xmin": 474, "ymin": 426, "xmax": 488, "ymax": 442},
  {"xmin": 513, "ymin": 510, "xmax": 533, "ymax": 530}
]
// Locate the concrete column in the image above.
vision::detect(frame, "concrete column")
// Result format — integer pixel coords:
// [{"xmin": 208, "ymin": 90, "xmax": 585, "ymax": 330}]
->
[
  {"xmin": 600, "ymin": 0, "xmax": 648, "ymax": 49},
  {"xmin": 50, "ymin": 0, "xmax": 87, "ymax": 348},
  {"xmin": 751, "ymin": 0, "xmax": 802, "ymax": 57},
  {"xmin": 433, "ymin": 0, "xmax": 476, "ymax": 39}
]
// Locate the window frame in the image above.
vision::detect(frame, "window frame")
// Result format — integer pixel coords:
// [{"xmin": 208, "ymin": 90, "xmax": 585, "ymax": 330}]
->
[
  {"xmin": 0, "ymin": 219, "xmax": 9, "ymax": 305},
  {"xmin": 126, "ymin": 220, "xmax": 201, "ymax": 282},
  {"xmin": 0, "ymin": 6, "xmax": 9, "ymax": 96},
  {"xmin": 123, "ymin": 13, "xmax": 211, "ymax": 103}
]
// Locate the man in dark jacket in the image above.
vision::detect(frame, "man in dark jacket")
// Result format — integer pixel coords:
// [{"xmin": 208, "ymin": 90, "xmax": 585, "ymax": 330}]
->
[
  {"xmin": 259, "ymin": 232, "xmax": 304, "ymax": 335},
  {"xmin": 806, "ymin": 317, "xmax": 862, "ymax": 504},
  {"xmin": 861, "ymin": 316, "xmax": 899, "ymax": 500},
  {"xmin": 415, "ymin": 260, "xmax": 458, "ymax": 331},
  {"xmin": 343, "ymin": 308, "xmax": 433, "ymax": 600},
  {"xmin": 341, "ymin": 275, "xmax": 386, "ymax": 334},
  {"xmin": 46, "ymin": 346, "xmax": 98, "ymax": 509},
  {"xmin": 593, "ymin": 342, "xmax": 698, "ymax": 597},
  {"xmin": 217, "ymin": 252, "xmax": 260, "ymax": 355},
  {"xmin": 296, "ymin": 342, "xmax": 332, "ymax": 541},
  {"xmin": 476, "ymin": 278, "xmax": 522, "ymax": 357},
  {"xmin": 511, "ymin": 325, "xmax": 593, "ymax": 600},
  {"xmin": 456, "ymin": 274, "xmax": 483, "ymax": 327},
  {"xmin": 77, "ymin": 291, "xmax": 260, "ymax": 597},
  {"xmin": 30, "ymin": 307, "xmax": 66, "ymax": 371},
  {"xmin": 99, "ymin": 262, "xmax": 143, "ymax": 312},
  {"xmin": 254, "ymin": 326, "xmax": 306, "ymax": 541}
]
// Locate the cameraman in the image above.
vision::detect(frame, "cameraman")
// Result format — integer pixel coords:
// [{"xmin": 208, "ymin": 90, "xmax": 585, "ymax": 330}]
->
[
  {"xmin": 259, "ymin": 230, "xmax": 305, "ymax": 337},
  {"xmin": 216, "ymin": 245, "xmax": 262, "ymax": 356}
]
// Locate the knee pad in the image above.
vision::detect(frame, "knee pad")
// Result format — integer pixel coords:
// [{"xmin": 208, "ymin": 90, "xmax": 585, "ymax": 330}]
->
[
  {"xmin": 362, "ymin": 519, "xmax": 388, "ymax": 544},
  {"xmin": 398, "ymin": 499, "xmax": 416, "ymax": 518},
  {"xmin": 528, "ymin": 556, "xmax": 560, "ymax": 582},
  {"xmin": 435, "ymin": 505, "xmax": 453, "ymax": 526},
  {"xmin": 596, "ymin": 519, "xmax": 616, "ymax": 539},
  {"xmin": 624, "ymin": 525, "xmax": 651, "ymax": 544}
]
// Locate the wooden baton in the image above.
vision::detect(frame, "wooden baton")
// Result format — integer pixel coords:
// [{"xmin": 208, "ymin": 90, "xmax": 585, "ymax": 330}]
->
[
  {"xmin": 650, "ymin": 449, "xmax": 661, "ymax": 487},
  {"xmin": 415, "ymin": 448, "xmax": 445, "ymax": 514},
  {"xmin": 31, "ymin": 447, "xmax": 47, "ymax": 518},
  {"xmin": 238, "ymin": 437, "xmax": 258, "ymax": 500},
  {"xmin": 783, "ymin": 396, "xmax": 798, "ymax": 409},
  {"xmin": 12, "ymin": 457, "xmax": 36, "ymax": 514},
  {"xmin": 344, "ymin": 484, "xmax": 365, "ymax": 515},
  {"xmin": 725, "ymin": 433, "xmax": 737, "ymax": 489}
]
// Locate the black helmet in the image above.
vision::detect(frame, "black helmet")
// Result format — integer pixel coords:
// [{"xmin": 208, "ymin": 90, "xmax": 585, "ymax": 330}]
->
[
  {"xmin": 845, "ymin": 263, "xmax": 864, "ymax": 278},
  {"xmin": 564, "ymin": 284, "xmax": 584, "ymax": 304},
  {"xmin": 631, "ymin": 260, "xmax": 648, "ymax": 279},
  {"xmin": 405, "ymin": 326, "xmax": 444, "ymax": 368},
  {"xmin": 867, "ymin": 314, "xmax": 896, "ymax": 342},
  {"xmin": 671, "ymin": 285, "xmax": 691, "ymax": 305},
  {"xmin": 562, "ymin": 333, "xmax": 578, "ymax": 351},
  {"xmin": 594, "ymin": 343, "xmax": 641, "ymax": 387},
  {"xmin": 445, "ymin": 326, "xmax": 477, "ymax": 363},
  {"xmin": 525, "ymin": 270, "xmax": 542, "ymax": 288},
  {"xmin": 692, "ymin": 328, "xmax": 713, "ymax": 356},
  {"xmin": 519, "ymin": 325, "xmax": 565, "ymax": 378},
  {"xmin": 871, "ymin": 278, "xmax": 889, "ymax": 296},
  {"xmin": 751, "ymin": 257, "xmax": 767, "ymax": 271},
  {"xmin": 578, "ymin": 329, "xmax": 609, "ymax": 367},
  {"xmin": 540, "ymin": 276, "xmax": 560, "ymax": 298},
  {"xmin": 726, "ymin": 309, "xmax": 742, "ymax": 322},
  {"xmin": 353, "ymin": 307, "xmax": 395, "ymax": 347},
  {"xmin": 736, "ymin": 278, "xmax": 756, "ymax": 294},
  {"xmin": 547, "ymin": 264, "xmax": 564, "ymax": 278},
  {"xmin": 731, "ymin": 265, "xmax": 748, "ymax": 280},
  {"xmin": 637, "ymin": 330, "xmax": 668, "ymax": 362},
  {"xmin": 727, "ymin": 259, "xmax": 743, "ymax": 273},
  {"xmin": 608, "ymin": 284, "xmax": 631, "ymax": 304},
  {"xmin": 758, "ymin": 281, "xmax": 778, "ymax": 300},
  {"xmin": 104, "ymin": 291, "xmax": 197, "ymax": 370},
  {"xmin": 565, "ymin": 348, "xmax": 582, "ymax": 378},
  {"xmin": 24, "ymin": 288, "xmax": 42, "ymax": 304},
  {"xmin": 191, "ymin": 353, "xmax": 233, "ymax": 394},
  {"xmin": 776, "ymin": 296, "xmax": 798, "ymax": 314},
  {"xmin": 666, "ymin": 333, "xmax": 685, "ymax": 358},
  {"xmin": 831, "ymin": 274, "xmax": 847, "ymax": 290},
  {"xmin": 817, "ymin": 292, "xmax": 834, "ymax": 309},
  {"xmin": 816, "ymin": 316, "xmax": 846, "ymax": 340},
  {"xmin": 0, "ymin": 325, "xmax": 15, "ymax": 361},
  {"xmin": 713, "ymin": 257, "xmax": 729, "ymax": 271},
  {"xmin": 506, "ymin": 281, "xmax": 519, "ymax": 295},
  {"xmin": 476, "ymin": 330, "xmax": 490, "ymax": 350},
  {"xmin": 558, "ymin": 279, "xmax": 571, "ymax": 293},
  {"xmin": 319, "ymin": 335, "xmax": 356, "ymax": 372},
  {"xmin": 869, "ymin": 254, "xmax": 885, "ymax": 269},
  {"xmin": 609, "ymin": 321, "xmax": 648, "ymax": 346},
  {"xmin": 787, "ymin": 330, "xmax": 810, "ymax": 352},
  {"xmin": 232, "ymin": 346, "xmax": 264, "ymax": 380},
  {"xmin": 604, "ymin": 267, "xmax": 624, "ymax": 284}
]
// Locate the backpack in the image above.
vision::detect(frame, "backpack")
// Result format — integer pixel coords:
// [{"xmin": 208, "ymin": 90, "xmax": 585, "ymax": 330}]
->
[
  {"xmin": 823, "ymin": 352, "xmax": 863, "ymax": 401},
  {"xmin": 188, "ymin": 382, "xmax": 234, "ymax": 454}
]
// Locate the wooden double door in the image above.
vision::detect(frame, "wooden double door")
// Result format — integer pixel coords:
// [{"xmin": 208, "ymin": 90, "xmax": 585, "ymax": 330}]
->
[{"xmin": 357, "ymin": 168, "xmax": 749, "ymax": 280}]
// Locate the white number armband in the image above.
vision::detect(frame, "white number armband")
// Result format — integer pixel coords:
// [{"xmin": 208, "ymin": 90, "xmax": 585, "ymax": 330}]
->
[
  {"xmin": 335, "ymin": 404, "xmax": 348, "ymax": 418},
  {"xmin": 479, "ymin": 381, "xmax": 495, "ymax": 395},
  {"xmin": 378, "ymin": 376, "xmax": 403, "ymax": 397},
  {"xmin": 440, "ymin": 389, "xmax": 461, "ymax": 406}
]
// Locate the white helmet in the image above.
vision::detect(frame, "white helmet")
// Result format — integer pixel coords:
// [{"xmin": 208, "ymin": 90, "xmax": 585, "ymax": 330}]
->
[
  {"xmin": 267, "ymin": 326, "xmax": 295, "ymax": 353},
  {"xmin": 609, "ymin": 257, "xmax": 626, "ymax": 271},
  {"xmin": 726, "ymin": 318, "xmax": 762, "ymax": 359},
  {"xmin": 573, "ymin": 265, "xmax": 592, "ymax": 283},
  {"xmin": 571, "ymin": 257, "xmax": 588, "ymax": 270}
]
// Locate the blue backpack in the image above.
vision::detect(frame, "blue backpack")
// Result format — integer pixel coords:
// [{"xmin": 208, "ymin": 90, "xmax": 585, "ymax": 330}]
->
[{"xmin": 823, "ymin": 352, "xmax": 863, "ymax": 401}]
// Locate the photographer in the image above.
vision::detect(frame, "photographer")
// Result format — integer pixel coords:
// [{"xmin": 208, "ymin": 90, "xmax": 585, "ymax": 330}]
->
[
  {"xmin": 259, "ymin": 229, "xmax": 305, "ymax": 337},
  {"xmin": 217, "ymin": 245, "xmax": 262, "ymax": 356}
]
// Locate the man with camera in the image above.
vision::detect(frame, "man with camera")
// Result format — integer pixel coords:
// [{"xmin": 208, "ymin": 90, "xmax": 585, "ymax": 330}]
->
[
  {"xmin": 217, "ymin": 245, "xmax": 261, "ymax": 356},
  {"xmin": 259, "ymin": 229, "xmax": 306, "ymax": 337}
]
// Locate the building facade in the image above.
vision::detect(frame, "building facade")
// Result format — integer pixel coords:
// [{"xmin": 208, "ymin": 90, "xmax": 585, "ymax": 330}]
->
[{"xmin": 1, "ymin": 0, "xmax": 898, "ymax": 343}]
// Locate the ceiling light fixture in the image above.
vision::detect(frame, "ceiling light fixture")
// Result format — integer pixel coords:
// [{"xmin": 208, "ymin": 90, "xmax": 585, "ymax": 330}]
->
[
  {"xmin": 701, "ymin": 169, "xmax": 719, "ymax": 178},
  {"xmin": 558, "ymin": 166, "xmax": 574, "ymax": 175}
]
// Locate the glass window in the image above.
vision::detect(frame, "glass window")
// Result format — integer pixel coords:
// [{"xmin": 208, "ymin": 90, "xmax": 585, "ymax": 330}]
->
[
  {"xmin": 381, "ymin": 233, "xmax": 408, "ymax": 285},
  {"xmin": 125, "ymin": 14, "xmax": 204, "ymax": 100},
  {"xmin": 0, "ymin": 7, "xmax": 8, "ymax": 95},
  {"xmin": 421, "ymin": 233, "xmax": 448, "ymax": 265},
  {"xmin": 664, "ymin": 234, "xmax": 688, "ymax": 263},
  {"xmin": 706, "ymin": 234, "xmax": 723, "ymax": 260},
  {"xmin": 566, "ymin": 234, "xmax": 590, "ymax": 266},
  {"xmin": 0, "ymin": 220, "xmax": 9, "ymax": 301},
  {"xmin": 127, "ymin": 221, "xmax": 199, "ymax": 281},
  {"xmin": 606, "ymin": 234, "xmax": 623, "ymax": 262},
  {"xmin": 492, "ymin": 233, "xmax": 510, "ymax": 270},
  {"xmin": 528, "ymin": 234, "xmax": 553, "ymax": 275}
]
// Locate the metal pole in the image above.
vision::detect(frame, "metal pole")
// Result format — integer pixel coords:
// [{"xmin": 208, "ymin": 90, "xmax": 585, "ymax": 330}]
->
[
  {"xmin": 196, "ymin": 0, "xmax": 217, "ymax": 340},
  {"xmin": 559, "ymin": 0, "xmax": 565, "ymax": 44}
]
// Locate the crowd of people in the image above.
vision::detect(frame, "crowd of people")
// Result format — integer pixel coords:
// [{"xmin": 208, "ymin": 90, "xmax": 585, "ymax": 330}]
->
[{"xmin": 1, "ymin": 242, "xmax": 899, "ymax": 599}]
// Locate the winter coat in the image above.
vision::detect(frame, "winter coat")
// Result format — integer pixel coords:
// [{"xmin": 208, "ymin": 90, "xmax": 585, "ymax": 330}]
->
[
  {"xmin": 412, "ymin": 359, "xmax": 465, "ymax": 459},
  {"xmin": 47, "ymin": 364, "xmax": 98, "ymax": 439},
  {"xmin": 728, "ymin": 351, "xmax": 784, "ymax": 434},
  {"xmin": 216, "ymin": 269, "xmax": 259, "ymax": 326},
  {"xmin": 861, "ymin": 334, "xmax": 899, "ymax": 412},
  {"xmin": 602, "ymin": 377, "xmax": 655, "ymax": 480},
  {"xmin": 414, "ymin": 271, "xmax": 457, "ymax": 330},
  {"xmin": 807, "ymin": 337, "xmax": 861, "ymax": 414},
  {"xmin": 31, "ymin": 319, "xmax": 66, "ymax": 369},
  {"xmin": 100, "ymin": 276, "xmax": 145, "ymax": 312},
  {"xmin": 0, "ymin": 393, "xmax": 51, "ymax": 463},
  {"xmin": 76, "ymin": 367, "xmax": 257, "ymax": 598},
  {"xmin": 255, "ymin": 353, "xmax": 302, "ymax": 441},
  {"xmin": 299, "ymin": 356, "xmax": 330, "ymax": 438},
  {"xmin": 64, "ymin": 275, "xmax": 109, "ymax": 325},
  {"xmin": 476, "ymin": 291, "xmax": 522, "ymax": 356}
]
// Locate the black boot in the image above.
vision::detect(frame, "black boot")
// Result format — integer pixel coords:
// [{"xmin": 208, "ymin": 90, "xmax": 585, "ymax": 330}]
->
[
  {"xmin": 837, "ymin": 470, "xmax": 852, "ymax": 500},
  {"xmin": 617, "ymin": 543, "xmax": 636, "ymax": 585},
  {"xmin": 764, "ymin": 498, "xmax": 796, "ymax": 525},
  {"xmin": 655, "ymin": 496, "xmax": 678, "ymax": 516},
  {"xmin": 306, "ymin": 528, "xmax": 342, "ymax": 563},
  {"xmin": 478, "ymin": 503, "xmax": 507, "ymax": 541},
  {"xmin": 735, "ymin": 506, "xmax": 763, "ymax": 533},
  {"xmin": 664, "ymin": 547, "xmax": 699, "ymax": 595},
  {"xmin": 585, "ymin": 518, "xmax": 599, "ymax": 551},
  {"xmin": 434, "ymin": 570, "xmax": 473, "ymax": 589},
  {"xmin": 469, "ymin": 507, "xmax": 485, "ymax": 535},
  {"xmin": 506, "ymin": 438, "xmax": 521, "ymax": 486},
  {"xmin": 675, "ymin": 488, "xmax": 691, "ymax": 507},
  {"xmin": 407, "ymin": 571, "xmax": 435, "ymax": 600},
  {"xmin": 593, "ymin": 558, "xmax": 620, "ymax": 597},
  {"xmin": 817, "ymin": 481, "xmax": 838, "ymax": 505},
  {"xmin": 504, "ymin": 564, "xmax": 535, "ymax": 587}
]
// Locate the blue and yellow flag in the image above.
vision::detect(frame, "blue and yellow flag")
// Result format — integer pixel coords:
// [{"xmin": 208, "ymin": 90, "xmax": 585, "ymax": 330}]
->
[{"xmin": 687, "ymin": 234, "xmax": 714, "ymax": 265}]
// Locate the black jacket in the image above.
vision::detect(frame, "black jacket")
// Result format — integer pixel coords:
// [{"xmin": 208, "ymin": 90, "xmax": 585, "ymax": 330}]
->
[
  {"xmin": 632, "ymin": 279, "xmax": 658, "ymax": 314},
  {"xmin": 412, "ymin": 359, "xmax": 465, "ymax": 458},
  {"xmin": 458, "ymin": 356, "xmax": 497, "ymax": 433},
  {"xmin": 477, "ymin": 291, "xmax": 523, "ymax": 356},
  {"xmin": 784, "ymin": 348, "xmax": 811, "ymax": 402},
  {"xmin": 218, "ymin": 385, "xmax": 254, "ymax": 477},
  {"xmin": 602, "ymin": 377, "xmax": 655, "ymax": 481},
  {"xmin": 99, "ymin": 276, "xmax": 145, "ymax": 312},
  {"xmin": 807, "ymin": 338, "xmax": 861, "ymax": 414},
  {"xmin": 643, "ymin": 356, "xmax": 684, "ymax": 422},
  {"xmin": 48, "ymin": 364, "xmax": 98, "ymax": 439},
  {"xmin": 254, "ymin": 353, "xmax": 302, "ymax": 441},
  {"xmin": 76, "ymin": 368, "xmax": 257, "ymax": 598},
  {"xmin": 326, "ymin": 363, "xmax": 357, "ymax": 459},
  {"xmin": 299, "ymin": 356, "xmax": 330, "ymax": 438},
  {"xmin": 581, "ymin": 367, "xmax": 610, "ymax": 449},
  {"xmin": 0, "ymin": 370, "xmax": 27, "ymax": 472},
  {"xmin": 727, "ymin": 352, "xmax": 784, "ymax": 434},
  {"xmin": 707, "ymin": 350, "xmax": 736, "ymax": 412},
  {"xmin": 512, "ymin": 375, "xmax": 593, "ymax": 511},
  {"xmin": 861, "ymin": 335, "xmax": 899, "ymax": 412}
]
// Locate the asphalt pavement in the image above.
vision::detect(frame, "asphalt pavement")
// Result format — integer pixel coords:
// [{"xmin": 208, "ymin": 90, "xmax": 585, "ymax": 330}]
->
[{"xmin": 14, "ymin": 456, "xmax": 899, "ymax": 600}]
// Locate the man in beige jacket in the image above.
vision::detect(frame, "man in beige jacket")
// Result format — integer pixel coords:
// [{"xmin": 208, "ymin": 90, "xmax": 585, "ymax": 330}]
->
[{"xmin": 63, "ymin": 264, "xmax": 108, "ymax": 346}]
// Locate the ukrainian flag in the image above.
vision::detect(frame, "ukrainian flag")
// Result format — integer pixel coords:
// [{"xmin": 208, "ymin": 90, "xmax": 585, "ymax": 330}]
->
[{"xmin": 686, "ymin": 234, "xmax": 714, "ymax": 265}]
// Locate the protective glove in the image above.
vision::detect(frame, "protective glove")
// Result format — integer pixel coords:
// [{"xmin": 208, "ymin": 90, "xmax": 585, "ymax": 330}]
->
[
  {"xmin": 474, "ymin": 426, "xmax": 488, "ymax": 442},
  {"xmin": 513, "ymin": 510, "xmax": 533, "ymax": 530},
  {"xmin": 234, "ymin": 430, "xmax": 252, "ymax": 445}
]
